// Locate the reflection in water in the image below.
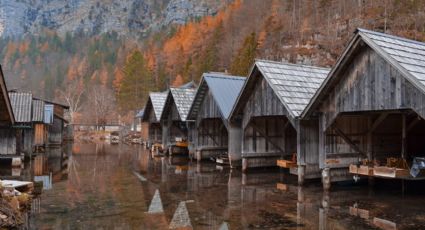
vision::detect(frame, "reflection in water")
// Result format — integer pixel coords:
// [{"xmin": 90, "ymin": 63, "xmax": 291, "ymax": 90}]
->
[{"xmin": 0, "ymin": 142, "xmax": 423, "ymax": 229}]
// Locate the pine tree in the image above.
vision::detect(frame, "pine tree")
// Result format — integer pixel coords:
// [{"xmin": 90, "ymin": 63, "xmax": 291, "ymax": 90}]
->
[
  {"xmin": 117, "ymin": 50, "xmax": 153, "ymax": 112},
  {"xmin": 230, "ymin": 32, "xmax": 258, "ymax": 76}
]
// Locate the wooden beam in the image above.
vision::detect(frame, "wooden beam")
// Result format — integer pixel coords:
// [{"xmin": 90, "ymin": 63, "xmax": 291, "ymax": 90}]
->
[
  {"xmin": 331, "ymin": 124, "xmax": 367, "ymax": 158},
  {"xmin": 366, "ymin": 116, "xmax": 372, "ymax": 161},
  {"xmin": 250, "ymin": 120, "xmax": 286, "ymax": 155},
  {"xmin": 283, "ymin": 119, "xmax": 290, "ymax": 131},
  {"xmin": 368, "ymin": 113, "xmax": 389, "ymax": 134},
  {"xmin": 407, "ymin": 116, "xmax": 421, "ymax": 132},
  {"xmin": 402, "ymin": 114, "xmax": 406, "ymax": 159}
]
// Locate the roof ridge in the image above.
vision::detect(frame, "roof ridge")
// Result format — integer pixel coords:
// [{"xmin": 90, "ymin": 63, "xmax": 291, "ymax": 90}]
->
[
  {"xmin": 357, "ymin": 28, "xmax": 425, "ymax": 47},
  {"xmin": 203, "ymin": 74, "xmax": 245, "ymax": 81},
  {"xmin": 255, "ymin": 59, "xmax": 330, "ymax": 70}
]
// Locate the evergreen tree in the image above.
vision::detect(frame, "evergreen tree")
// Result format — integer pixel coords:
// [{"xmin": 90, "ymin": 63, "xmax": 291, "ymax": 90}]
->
[
  {"xmin": 117, "ymin": 50, "xmax": 153, "ymax": 111},
  {"xmin": 196, "ymin": 21, "xmax": 224, "ymax": 78},
  {"xmin": 230, "ymin": 32, "xmax": 258, "ymax": 76}
]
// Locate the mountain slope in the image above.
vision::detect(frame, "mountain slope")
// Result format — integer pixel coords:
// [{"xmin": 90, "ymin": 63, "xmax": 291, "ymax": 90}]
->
[{"xmin": 0, "ymin": 0, "xmax": 226, "ymax": 38}]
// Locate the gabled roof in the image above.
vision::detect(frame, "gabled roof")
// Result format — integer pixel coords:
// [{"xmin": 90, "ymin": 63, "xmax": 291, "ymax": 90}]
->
[
  {"xmin": 188, "ymin": 73, "xmax": 245, "ymax": 121},
  {"xmin": 0, "ymin": 66, "xmax": 14, "ymax": 124},
  {"xmin": 302, "ymin": 28, "xmax": 425, "ymax": 117},
  {"xmin": 179, "ymin": 81, "xmax": 197, "ymax": 89},
  {"xmin": 9, "ymin": 92, "xmax": 32, "ymax": 123},
  {"xmin": 32, "ymin": 99, "xmax": 45, "ymax": 122},
  {"xmin": 142, "ymin": 92, "xmax": 168, "ymax": 122},
  {"xmin": 135, "ymin": 108, "xmax": 145, "ymax": 118},
  {"xmin": 33, "ymin": 97, "xmax": 69, "ymax": 109},
  {"xmin": 161, "ymin": 88, "xmax": 196, "ymax": 122},
  {"xmin": 231, "ymin": 59, "xmax": 329, "ymax": 120}
]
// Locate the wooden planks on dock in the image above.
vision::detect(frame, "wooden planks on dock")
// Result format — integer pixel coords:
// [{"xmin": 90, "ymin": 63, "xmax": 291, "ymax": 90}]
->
[
  {"xmin": 277, "ymin": 159, "xmax": 297, "ymax": 168},
  {"xmin": 373, "ymin": 166, "xmax": 410, "ymax": 178},
  {"xmin": 349, "ymin": 164, "xmax": 411, "ymax": 179}
]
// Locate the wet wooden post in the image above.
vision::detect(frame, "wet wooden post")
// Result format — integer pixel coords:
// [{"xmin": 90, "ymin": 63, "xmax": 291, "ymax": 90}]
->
[
  {"xmin": 322, "ymin": 168, "xmax": 331, "ymax": 190},
  {"xmin": 228, "ymin": 122, "xmax": 242, "ymax": 168},
  {"xmin": 296, "ymin": 186, "xmax": 305, "ymax": 228},
  {"xmin": 366, "ymin": 116, "xmax": 374, "ymax": 186},
  {"xmin": 319, "ymin": 191, "xmax": 330, "ymax": 230},
  {"xmin": 401, "ymin": 113, "xmax": 407, "ymax": 195}
]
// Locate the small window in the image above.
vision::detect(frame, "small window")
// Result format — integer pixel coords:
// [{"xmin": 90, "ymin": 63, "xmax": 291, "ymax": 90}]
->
[{"xmin": 44, "ymin": 104, "xmax": 54, "ymax": 124}]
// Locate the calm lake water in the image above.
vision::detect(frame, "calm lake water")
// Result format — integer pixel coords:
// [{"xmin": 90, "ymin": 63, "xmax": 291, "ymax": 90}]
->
[{"xmin": 2, "ymin": 142, "xmax": 425, "ymax": 229}]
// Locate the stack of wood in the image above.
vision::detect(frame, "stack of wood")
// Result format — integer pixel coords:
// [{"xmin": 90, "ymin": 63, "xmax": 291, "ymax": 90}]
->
[
  {"xmin": 373, "ymin": 158, "xmax": 410, "ymax": 178},
  {"xmin": 277, "ymin": 153, "xmax": 297, "ymax": 168}
]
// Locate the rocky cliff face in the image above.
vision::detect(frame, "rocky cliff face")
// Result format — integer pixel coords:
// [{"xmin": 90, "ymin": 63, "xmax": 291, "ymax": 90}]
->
[{"xmin": 0, "ymin": 0, "xmax": 226, "ymax": 38}]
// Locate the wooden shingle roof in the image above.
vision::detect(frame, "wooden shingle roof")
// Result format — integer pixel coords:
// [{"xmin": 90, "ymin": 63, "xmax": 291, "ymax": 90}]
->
[
  {"xmin": 303, "ymin": 28, "xmax": 425, "ymax": 117},
  {"xmin": 188, "ymin": 73, "xmax": 245, "ymax": 121}
]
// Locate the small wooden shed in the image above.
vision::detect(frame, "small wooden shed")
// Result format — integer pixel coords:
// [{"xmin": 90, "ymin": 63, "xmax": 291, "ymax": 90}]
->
[
  {"xmin": 0, "ymin": 66, "xmax": 15, "ymax": 157},
  {"xmin": 142, "ymin": 92, "xmax": 168, "ymax": 148},
  {"xmin": 43, "ymin": 100, "xmax": 69, "ymax": 146},
  {"xmin": 187, "ymin": 73, "xmax": 245, "ymax": 161},
  {"xmin": 229, "ymin": 60, "xmax": 329, "ymax": 181},
  {"xmin": 9, "ymin": 92, "xmax": 33, "ymax": 156},
  {"xmin": 302, "ymin": 28, "xmax": 425, "ymax": 187},
  {"xmin": 160, "ymin": 87, "xmax": 196, "ymax": 155}
]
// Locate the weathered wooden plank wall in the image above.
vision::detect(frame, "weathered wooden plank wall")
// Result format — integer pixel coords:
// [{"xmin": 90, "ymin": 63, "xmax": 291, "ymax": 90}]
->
[
  {"xmin": 48, "ymin": 117, "xmax": 63, "ymax": 145},
  {"xmin": 34, "ymin": 124, "xmax": 45, "ymax": 146},
  {"xmin": 196, "ymin": 119, "xmax": 228, "ymax": 148},
  {"xmin": 193, "ymin": 89, "xmax": 228, "ymax": 150},
  {"xmin": 317, "ymin": 46, "xmax": 425, "ymax": 171},
  {"xmin": 242, "ymin": 77, "xmax": 290, "ymax": 129},
  {"xmin": 148, "ymin": 123, "xmax": 161, "ymax": 143},
  {"xmin": 162, "ymin": 100, "xmax": 188, "ymax": 146},
  {"xmin": 297, "ymin": 119, "xmax": 320, "ymax": 173},
  {"xmin": 320, "ymin": 46, "xmax": 425, "ymax": 130},
  {"xmin": 0, "ymin": 128, "xmax": 16, "ymax": 155},
  {"xmin": 22, "ymin": 128, "xmax": 33, "ymax": 155}
]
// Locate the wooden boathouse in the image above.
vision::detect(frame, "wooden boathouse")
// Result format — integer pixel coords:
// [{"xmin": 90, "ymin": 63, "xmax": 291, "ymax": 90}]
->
[
  {"xmin": 160, "ymin": 87, "xmax": 196, "ymax": 155},
  {"xmin": 0, "ymin": 65, "xmax": 16, "ymax": 159},
  {"xmin": 302, "ymin": 28, "xmax": 425, "ymax": 188},
  {"xmin": 9, "ymin": 92, "xmax": 34, "ymax": 156},
  {"xmin": 187, "ymin": 73, "xmax": 245, "ymax": 162},
  {"xmin": 142, "ymin": 92, "xmax": 168, "ymax": 149},
  {"xmin": 42, "ymin": 99, "xmax": 69, "ymax": 146},
  {"xmin": 229, "ymin": 60, "xmax": 329, "ymax": 183}
]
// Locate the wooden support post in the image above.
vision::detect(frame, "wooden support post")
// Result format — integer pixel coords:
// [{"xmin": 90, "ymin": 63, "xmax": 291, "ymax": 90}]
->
[
  {"xmin": 402, "ymin": 113, "xmax": 406, "ymax": 159},
  {"xmin": 369, "ymin": 113, "xmax": 389, "ymax": 133},
  {"xmin": 407, "ymin": 116, "xmax": 421, "ymax": 132},
  {"xmin": 366, "ymin": 116, "xmax": 373, "ymax": 162},
  {"xmin": 322, "ymin": 168, "xmax": 331, "ymax": 190},
  {"xmin": 228, "ymin": 122, "xmax": 242, "ymax": 167},
  {"xmin": 298, "ymin": 165, "xmax": 305, "ymax": 186},
  {"xmin": 242, "ymin": 158, "xmax": 248, "ymax": 172}
]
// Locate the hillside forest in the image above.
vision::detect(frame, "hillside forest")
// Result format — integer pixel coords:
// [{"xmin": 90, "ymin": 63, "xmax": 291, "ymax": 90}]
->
[{"xmin": 1, "ymin": 0, "xmax": 425, "ymax": 124}]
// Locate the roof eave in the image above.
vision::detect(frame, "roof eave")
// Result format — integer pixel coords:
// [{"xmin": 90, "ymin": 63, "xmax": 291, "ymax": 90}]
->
[
  {"xmin": 187, "ymin": 77, "xmax": 207, "ymax": 121},
  {"xmin": 228, "ymin": 63, "xmax": 258, "ymax": 122},
  {"xmin": 0, "ymin": 66, "xmax": 15, "ymax": 124}
]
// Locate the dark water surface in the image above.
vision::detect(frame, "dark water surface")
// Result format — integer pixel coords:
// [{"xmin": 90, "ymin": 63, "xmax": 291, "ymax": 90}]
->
[{"xmin": 3, "ymin": 143, "xmax": 425, "ymax": 229}]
